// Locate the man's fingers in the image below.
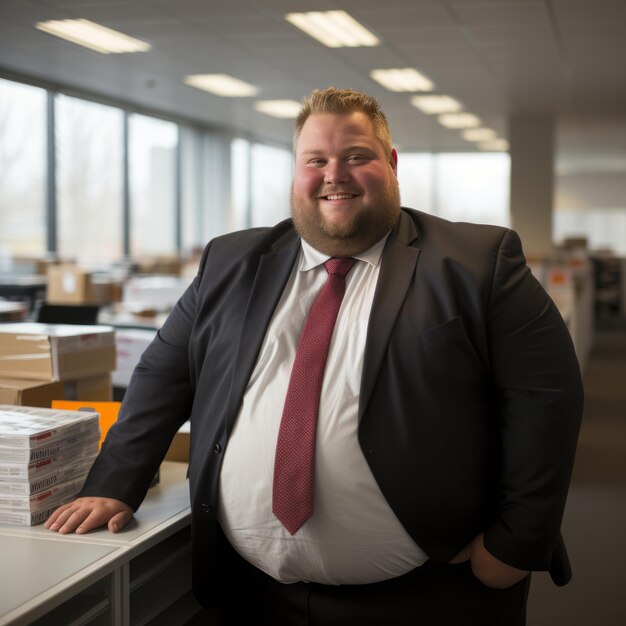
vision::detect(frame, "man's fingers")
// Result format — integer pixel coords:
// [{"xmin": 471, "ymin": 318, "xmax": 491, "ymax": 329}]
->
[
  {"xmin": 45, "ymin": 504, "xmax": 87, "ymax": 533},
  {"xmin": 43, "ymin": 502, "xmax": 74, "ymax": 528},
  {"xmin": 44, "ymin": 497, "xmax": 133, "ymax": 535},
  {"xmin": 108, "ymin": 509, "xmax": 134, "ymax": 533},
  {"xmin": 46, "ymin": 502, "xmax": 97, "ymax": 534}
]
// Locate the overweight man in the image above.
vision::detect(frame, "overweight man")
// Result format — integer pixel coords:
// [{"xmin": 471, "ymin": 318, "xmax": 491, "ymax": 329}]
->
[{"xmin": 46, "ymin": 88, "xmax": 583, "ymax": 626}]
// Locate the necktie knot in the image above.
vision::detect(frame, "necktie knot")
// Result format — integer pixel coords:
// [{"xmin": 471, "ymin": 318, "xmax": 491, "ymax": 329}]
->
[{"xmin": 324, "ymin": 257, "xmax": 355, "ymax": 278}]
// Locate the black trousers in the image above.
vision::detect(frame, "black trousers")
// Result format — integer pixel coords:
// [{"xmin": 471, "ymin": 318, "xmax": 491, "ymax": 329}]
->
[{"xmin": 215, "ymin": 533, "xmax": 530, "ymax": 626}]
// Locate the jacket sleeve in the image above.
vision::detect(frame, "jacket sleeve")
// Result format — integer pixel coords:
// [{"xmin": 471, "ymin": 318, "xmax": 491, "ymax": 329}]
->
[
  {"xmin": 482, "ymin": 228, "xmax": 583, "ymax": 572},
  {"xmin": 78, "ymin": 244, "xmax": 211, "ymax": 509}
]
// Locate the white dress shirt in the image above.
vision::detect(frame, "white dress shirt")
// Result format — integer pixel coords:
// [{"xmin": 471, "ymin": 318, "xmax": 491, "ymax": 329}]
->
[{"xmin": 217, "ymin": 235, "xmax": 428, "ymax": 584}]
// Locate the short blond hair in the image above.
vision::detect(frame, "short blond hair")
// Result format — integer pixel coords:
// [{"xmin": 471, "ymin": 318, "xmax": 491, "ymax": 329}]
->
[{"xmin": 294, "ymin": 88, "xmax": 393, "ymax": 157}]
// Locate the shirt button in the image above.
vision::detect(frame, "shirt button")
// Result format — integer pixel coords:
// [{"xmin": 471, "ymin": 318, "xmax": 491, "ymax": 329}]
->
[
  {"xmin": 200, "ymin": 503, "xmax": 211, "ymax": 513},
  {"xmin": 213, "ymin": 443, "xmax": 222, "ymax": 454}
]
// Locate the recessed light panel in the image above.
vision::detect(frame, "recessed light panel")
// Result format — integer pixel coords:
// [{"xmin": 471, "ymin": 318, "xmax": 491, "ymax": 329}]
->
[
  {"xmin": 371, "ymin": 69, "xmax": 433, "ymax": 92},
  {"xmin": 411, "ymin": 95, "xmax": 461, "ymax": 114},
  {"xmin": 255, "ymin": 100, "xmax": 302, "ymax": 118},
  {"xmin": 35, "ymin": 19, "xmax": 151, "ymax": 54},
  {"xmin": 184, "ymin": 74, "xmax": 258, "ymax": 97},
  {"xmin": 285, "ymin": 11, "xmax": 379, "ymax": 48},
  {"xmin": 462, "ymin": 128, "xmax": 498, "ymax": 142},
  {"xmin": 478, "ymin": 139, "xmax": 510, "ymax": 152},
  {"xmin": 438, "ymin": 113, "xmax": 481, "ymax": 129}
]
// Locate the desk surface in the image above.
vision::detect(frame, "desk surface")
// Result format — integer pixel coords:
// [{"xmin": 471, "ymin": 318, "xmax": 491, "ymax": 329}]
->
[
  {"xmin": 0, "ymin": 276, "xmax": 47, "ymax": 287},
  {"xmin": 0, "ymin": 462, "xmax": 190, "ymax": 626}
]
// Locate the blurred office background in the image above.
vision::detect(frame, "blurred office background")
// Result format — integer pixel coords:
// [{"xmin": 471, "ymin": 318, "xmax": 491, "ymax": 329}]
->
[{"xmin": 0, "ymin": 1, "xmax": 624, "ymax": 624}]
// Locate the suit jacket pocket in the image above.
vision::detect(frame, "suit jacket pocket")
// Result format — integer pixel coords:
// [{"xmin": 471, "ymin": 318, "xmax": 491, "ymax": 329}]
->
[{"xmin": 420, "ymin": 316, "xmax": 483, "ymax": 380}]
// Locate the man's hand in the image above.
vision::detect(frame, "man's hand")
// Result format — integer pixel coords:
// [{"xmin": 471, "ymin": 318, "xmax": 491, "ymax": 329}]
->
[
  {"xmin": 44, "ymin": 497, "xmax": 133, "ymax": 535},
  {"xmin": 449, "ymin": 533, "xmax": 529, "ymax": 589}
]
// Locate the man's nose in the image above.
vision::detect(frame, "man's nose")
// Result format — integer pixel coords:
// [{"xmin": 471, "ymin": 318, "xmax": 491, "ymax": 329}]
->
[{"xmin": 324, "ymin": 160, "xmax": 350, "ymax": 184}]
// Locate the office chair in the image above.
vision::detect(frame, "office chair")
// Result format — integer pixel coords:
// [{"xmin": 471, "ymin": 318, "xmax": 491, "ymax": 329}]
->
[{"xmin": 35, "ymin": 303, "xmax": 100, "ymax": 325}]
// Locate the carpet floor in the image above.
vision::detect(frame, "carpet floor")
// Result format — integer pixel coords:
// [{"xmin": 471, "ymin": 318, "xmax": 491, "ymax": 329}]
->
[{"xmin": 527, "ymin": 317, "xmax": 626, "ymax": 625}]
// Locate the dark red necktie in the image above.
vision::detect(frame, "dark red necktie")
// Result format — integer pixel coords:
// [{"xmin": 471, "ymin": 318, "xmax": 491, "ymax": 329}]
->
[{"xmin": 272, "ymin": 257, "xmax": 356, "ymax": 535}]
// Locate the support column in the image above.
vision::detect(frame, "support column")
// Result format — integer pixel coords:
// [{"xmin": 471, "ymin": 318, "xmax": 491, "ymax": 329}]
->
[{"xmin": 508, "ymin": 115, "xmax": 556, "ymax": 260}]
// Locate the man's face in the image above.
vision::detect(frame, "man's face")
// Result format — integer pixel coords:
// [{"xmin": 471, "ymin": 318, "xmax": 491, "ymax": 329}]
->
[{"xmin": 291, "ymin": 112, "xmax": 401, "ymax": 257}]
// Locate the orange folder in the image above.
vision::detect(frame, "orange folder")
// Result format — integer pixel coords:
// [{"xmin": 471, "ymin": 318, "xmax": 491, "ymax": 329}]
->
[{"xmin": 51, "ymin": 400, "xmax": 121, "ymax": 447}]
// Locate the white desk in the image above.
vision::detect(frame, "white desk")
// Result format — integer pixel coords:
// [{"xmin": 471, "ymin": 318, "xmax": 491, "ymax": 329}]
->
[{"xmin": 0, "ymin": 462, "xmax": 202, "ymax": 626}]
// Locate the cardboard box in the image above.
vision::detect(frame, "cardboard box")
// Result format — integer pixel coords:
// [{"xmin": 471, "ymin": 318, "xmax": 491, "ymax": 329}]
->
[
  {"xmin": 0, "ymin": 323, "xmax": 116, "ymax": 381},
  {"xmin": 122, "ymin": 276, "xmax": 188, "ymax": 313},
  {"xmin": 0, "ymin": 302, "xmax": 28, "ymax": 322},
  {"xmin": 164, "ymin": 421, "xmax": 190, "ymax": 463},
  {"xmin": 137, "ymin": 255, "xmax": 182, "ymax": 276},
  {"xmin": 0, "ymin": 374, "xmax": 113, "ymax": 407},
  {"xmin": 46, "ymin": 265, "xmax": 114, "ymax": 305},
  {"xmin": 63, "ymin": 374, "xmax": 112, "ymax": 401},
  {"xmin": 0, "ymin": 379, "xmax": 65, "ymax": 407}
]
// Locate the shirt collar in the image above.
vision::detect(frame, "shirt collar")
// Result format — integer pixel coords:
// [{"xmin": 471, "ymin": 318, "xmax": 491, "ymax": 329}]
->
[{"xmin": 299, "ymin": 232, "xmax": 390, "ymax": 272}]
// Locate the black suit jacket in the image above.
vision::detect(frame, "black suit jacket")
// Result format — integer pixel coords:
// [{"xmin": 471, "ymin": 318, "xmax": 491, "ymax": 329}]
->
[{"xmin": 82, "ymin": 208, "xmax": 583, "ymax": 606}]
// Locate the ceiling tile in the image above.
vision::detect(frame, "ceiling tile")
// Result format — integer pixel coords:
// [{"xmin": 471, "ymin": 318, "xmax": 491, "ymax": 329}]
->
[
  {"xmin": 468, "ymin": 23, "xmax": 556, "ymax": 45},
  {"xmin": 0, "ymin": 0, "xmax": 624, "ymax": 152},
  {"xmin": 551, "ymin": 0, "xmax": 626, "ymax": 22},
  {"xmin": 453, "ymin": 2, "xmax": 550, "ymax": 26}
]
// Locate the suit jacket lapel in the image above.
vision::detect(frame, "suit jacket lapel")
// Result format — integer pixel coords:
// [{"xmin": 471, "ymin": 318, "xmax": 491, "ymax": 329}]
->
[
  {"xmin": 358, "ymin": 211, "xmax": 420, "ymax": 422},
  {"xmin": 224, "ymin": 230, "xmax": 300, "ymax": 434}
]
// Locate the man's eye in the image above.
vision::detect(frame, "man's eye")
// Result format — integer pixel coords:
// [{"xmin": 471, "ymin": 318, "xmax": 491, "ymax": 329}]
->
[
  {"xmin": 347, "ymin": 155, "xmax": 366, "ymax": 163},
  {"xmin": 308, "ymin": 158, "xmax": 326, "ymax": 166}
]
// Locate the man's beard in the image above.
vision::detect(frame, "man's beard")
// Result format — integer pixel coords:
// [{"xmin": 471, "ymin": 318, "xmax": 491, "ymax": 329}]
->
[{"xmin": 290, "ymin": 180, "xmax": 401, "ymax": 257}]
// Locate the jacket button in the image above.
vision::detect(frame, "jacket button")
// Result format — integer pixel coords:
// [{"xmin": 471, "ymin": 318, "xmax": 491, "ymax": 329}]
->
[
  {"xmin": 200, "ymin": 503, "xmax": 211, "ymax": 513},
  {"xmin": 213, "ymin": 443, "xmax": 222, "ymax": 454}
]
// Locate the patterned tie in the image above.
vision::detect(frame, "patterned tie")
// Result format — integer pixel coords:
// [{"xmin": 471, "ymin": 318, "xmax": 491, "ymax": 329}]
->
[{"xmin": 272, "ymin": 257, "xmax": 356, "ymax": 535}]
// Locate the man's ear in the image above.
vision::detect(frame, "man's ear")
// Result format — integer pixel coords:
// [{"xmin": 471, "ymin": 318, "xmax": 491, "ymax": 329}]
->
[{"xmin": 390, "ymin": 148, "xmax": 398, "ymax": 175}]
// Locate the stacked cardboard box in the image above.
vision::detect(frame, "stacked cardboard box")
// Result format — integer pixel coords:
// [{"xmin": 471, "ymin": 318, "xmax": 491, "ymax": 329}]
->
[
  {"xmin": 46, "ymin": 265, "xmax": 116, "ymax": 305},
  {"xmin": 0, "ymin": 375, "xmax": 113, "ymax": 407},
  {"xmin": 122, "ymin": 276, "xmax": 188, "ymax": 313},
  {"xmin": 0, "ymin": 323, "xmax": 116, "ymax": 407},
  {"xmin": 0, "ymin": 405, "xmax": 100, "ymax": 525}
]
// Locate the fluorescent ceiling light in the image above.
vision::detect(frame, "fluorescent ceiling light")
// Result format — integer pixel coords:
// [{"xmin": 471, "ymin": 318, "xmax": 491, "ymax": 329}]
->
[
  {"xmin": 478, "ymin": 138, "xmax": 510, "ymax": 152},
  {"xmin": 285, "ymin": 11, "xmax": 379, "ymax": 48},
  {"xmin": 371, "ymin": 69, "xmax": 433, "ymax": 92},
  {"xmin": 411, "ymin": 95, "xmax": 461, "ymax": 114},
  {"xmin": 254, "ymin": 100, "xmax": 302, "ymax": 119},
  {"xmin": 184, "ymin": 74, "xmax": 258, "ymax": 97},
  {"xmin": 35, "ymin": 19, "xmax": 150, "ymax": 54},
  {"xmin": 438, "ymin": 113, "xmax": 481, "ymax": 129},
  {"xmin": 462, "ymin": 128, "xmax": 498, "ymax": 142}
]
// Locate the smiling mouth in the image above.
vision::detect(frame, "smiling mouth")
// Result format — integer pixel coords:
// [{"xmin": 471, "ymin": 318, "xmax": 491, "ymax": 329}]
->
[{"xmin": 322, "ymin": 193, "xmax": 357, "ymax": 200}]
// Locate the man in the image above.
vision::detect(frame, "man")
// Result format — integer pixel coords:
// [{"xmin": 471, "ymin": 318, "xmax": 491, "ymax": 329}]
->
[{"xmin": 46, "ymin": 88, "xmax": 583, "ymax": 625}]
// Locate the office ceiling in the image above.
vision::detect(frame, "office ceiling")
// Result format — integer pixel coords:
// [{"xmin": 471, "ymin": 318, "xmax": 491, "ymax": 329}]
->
[{"xmin": 1, "ymin": 0, "xmax": 626, "ymax": 155}]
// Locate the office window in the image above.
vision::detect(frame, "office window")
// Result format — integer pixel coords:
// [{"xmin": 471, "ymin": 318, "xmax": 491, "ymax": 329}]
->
[
  {"xmin": 231, "ymin": 138, "xmax": 251, "ymax": 231},
  {"xmin": 397, "ymin": 154, "xmax": 433, "ymax": 212},
  {"xmin": 555, "ymin": 171, "xmax": 626, "ymax": 255},
  {"xmin": 56, "ymin": 94, "xmax": 124, "ymax": 268},
  {"xmin": 129, "ymin": 114, "xmax": 178, "ymax": 258},
  {"xmin": 180, "ymin": 125, "xmax": 203, "ymax": 255},
  {"xmin": 250, "ymin": 143, "xmax": 292, "ymax": 227},
  {"xmin": 554, "ymin": 208, "xmax": 626, "ymax": 255},
  {"xmin": 231, "ymin": 140, "xmax": 292, "ymax": 229},
  {"xmin": 397, "ymin": 152, "xmax": 510, "ymax": 227},
  {"xmin": 0, "ymin": 78, "xmax": 46, "ymax": 261}
]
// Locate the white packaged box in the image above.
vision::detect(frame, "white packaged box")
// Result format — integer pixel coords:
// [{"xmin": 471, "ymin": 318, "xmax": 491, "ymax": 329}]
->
[
  {"xmin": 0, "ymin": 405, "xmax": 100, "ymax": 449},
  {"xmin": 112, "ymin": 328, "xmax": 156, "ymax": 387}
]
